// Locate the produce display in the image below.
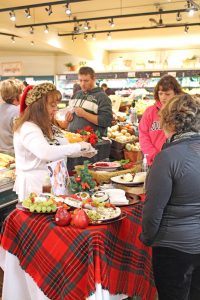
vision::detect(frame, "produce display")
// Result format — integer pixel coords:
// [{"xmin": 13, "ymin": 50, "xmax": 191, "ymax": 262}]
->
[
  {"xmin": 22, "ymin": 192, "xmax": 61, "ymax": 213},
  {"xmin": 107, "ymin": 124, "xmax": 137, "ymax": 143},
  {"xmin": 135, "ymin": 99, "xmax": 155, "ymax": 115}
]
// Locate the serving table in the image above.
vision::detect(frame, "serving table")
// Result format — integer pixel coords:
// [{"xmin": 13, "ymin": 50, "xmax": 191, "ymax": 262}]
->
[{"xmin": 0, "ymin": 203, "xmax": 156, "ymax": 300}]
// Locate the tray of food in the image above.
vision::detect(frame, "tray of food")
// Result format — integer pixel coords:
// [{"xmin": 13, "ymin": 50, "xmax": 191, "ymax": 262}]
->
[{"xmin": 111, "ymin": 172, "xmax": 146, "ymax": 187}]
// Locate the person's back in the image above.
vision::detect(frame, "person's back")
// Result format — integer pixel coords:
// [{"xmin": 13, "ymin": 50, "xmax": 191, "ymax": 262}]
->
[{"xmin": 0, "ymin": 79, "xmax": 23, "ymax": 154}]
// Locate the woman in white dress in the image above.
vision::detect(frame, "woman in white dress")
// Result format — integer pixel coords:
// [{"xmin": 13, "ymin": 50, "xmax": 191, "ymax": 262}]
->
[{"xmin": 13, "ymin": 83, "xmax": 96, "ymax": 201}]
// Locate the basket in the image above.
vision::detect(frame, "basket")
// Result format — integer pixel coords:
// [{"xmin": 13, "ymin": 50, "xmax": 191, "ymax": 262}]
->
[
  {"xmin": 75, "ymin": 164, "xmax": 142, "ymax": 185},
  {"xmin": 124, "ymin": 150, "xmax": 143, "ymax": 163}
]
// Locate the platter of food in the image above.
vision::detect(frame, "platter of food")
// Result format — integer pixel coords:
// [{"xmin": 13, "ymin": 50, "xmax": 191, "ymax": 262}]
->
[
  {"xmin": 85, "ymin": 206, "xmax": 121, "ymax": 222},
  {"xmin": 92, "ymin": 161, "xmax": 121, "ymax": 172},
  {"xmin": 18, "ymin": 193, "xmax": 68, "ymax": 214},
  {"xmin": 88, "ymin": 211, "xmax": 127, "ymax": 225},
  {"xmin": 111, "ymin": 172, "xmax": 146, "ymax": 187}
]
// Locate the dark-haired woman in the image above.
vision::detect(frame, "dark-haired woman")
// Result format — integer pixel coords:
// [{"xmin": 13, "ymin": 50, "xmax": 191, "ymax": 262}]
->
[
  {"xmin": 139, "ymin": 74, "xmax": 183, "ymax": 166},
  {"xmin": 141, "ymin": 93, "xmax": 200, "ymax": 300}
]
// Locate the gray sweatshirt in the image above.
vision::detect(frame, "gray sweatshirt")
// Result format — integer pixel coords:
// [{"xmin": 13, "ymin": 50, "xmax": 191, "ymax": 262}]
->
[
  {"xmin": 0, "ymin": 103, "xmax": 19, "ymax": 154},
  {"xmin": 68, "ymin": 87, "xmax": 112, "ymax": 136}
]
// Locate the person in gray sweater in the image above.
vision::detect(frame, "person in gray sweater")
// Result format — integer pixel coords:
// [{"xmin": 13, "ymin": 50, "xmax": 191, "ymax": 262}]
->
[
  {"xmin": 65, "ymin": 66, "xmax": 113, "ymax": 137},
  {"xmin": 0, "ymin": 79, "xmax": 23, "ymax": 154},
  {"xmin": 140, "ymin": 93, "xmax": 200, "ymax": 300}
]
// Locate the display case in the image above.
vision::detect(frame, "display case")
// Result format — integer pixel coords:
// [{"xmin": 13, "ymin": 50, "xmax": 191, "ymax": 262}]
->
[
  {"xmin": 56, "ymin": 70, "xmax": 200, "ymax": 102},
  {"xmin": 0, "ymin": 75, "xmax": 54, "ymax": 85}
]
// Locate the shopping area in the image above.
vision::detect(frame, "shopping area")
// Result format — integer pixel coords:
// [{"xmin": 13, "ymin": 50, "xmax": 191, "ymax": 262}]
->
[{"xmin": 0, "ymin": 1, "xmax": 200, "ymax": 300}]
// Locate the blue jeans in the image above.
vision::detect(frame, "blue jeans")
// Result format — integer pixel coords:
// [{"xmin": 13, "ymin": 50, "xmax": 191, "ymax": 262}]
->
[{"xmin": 152, "ymin": 247, "xmax": 200, "ymax": 300}]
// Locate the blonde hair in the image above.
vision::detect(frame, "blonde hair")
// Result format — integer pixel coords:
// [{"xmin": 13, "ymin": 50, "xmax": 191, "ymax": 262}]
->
[
  {"xmin": 0, "ymin": 79, "xmax": 23, "ymax": 104},
  {"xmin": 160, "ymin": 94, "xmax": 200, "ymax": 134},
  {"xmin": 14, "ymin": 89, "xmax": 61, "ymax": 139}
]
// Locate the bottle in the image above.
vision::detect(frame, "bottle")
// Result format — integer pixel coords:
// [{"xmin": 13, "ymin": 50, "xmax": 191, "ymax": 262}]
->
[
  {"xmin": 142, "ymin": 154, "xmax": 148, "ymax": 172},
  {"xmin": 42, "ymin": 175, "xmax": 52, "ymax": 193},
  {"xmin": 130, "ymin": 107, "xmax": 138, "ymax": 124}
]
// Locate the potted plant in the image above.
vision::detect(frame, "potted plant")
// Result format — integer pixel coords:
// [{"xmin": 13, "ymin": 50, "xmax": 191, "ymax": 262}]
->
[{"xmin": 65, "ymin": 63, "xmax": 76, "ymax": 71}]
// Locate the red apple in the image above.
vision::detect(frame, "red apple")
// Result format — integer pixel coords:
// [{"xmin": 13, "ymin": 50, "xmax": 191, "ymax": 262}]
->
[
  {"xmin": 73, "ymin": 209, "xmax": 89, "ymax": 229},
  {"xmin": 55, "ymin": 208, "xmax": 71, "ymax": 226}
]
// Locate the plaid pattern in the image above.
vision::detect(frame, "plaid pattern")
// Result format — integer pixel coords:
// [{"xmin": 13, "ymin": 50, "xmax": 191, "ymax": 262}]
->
[{"xmin": 0, "ymin": 203, "xmax": 156, "ymax": 300}]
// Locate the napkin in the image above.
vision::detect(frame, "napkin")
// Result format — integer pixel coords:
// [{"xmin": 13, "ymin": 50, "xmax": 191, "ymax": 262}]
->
[{"xmin": 104, "ymin": 189, "xmax": 129, "ymax": 205}]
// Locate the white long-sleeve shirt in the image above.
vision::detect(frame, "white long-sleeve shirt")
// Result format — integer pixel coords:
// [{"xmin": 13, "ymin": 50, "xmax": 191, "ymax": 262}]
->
[{"xmin": 14, "ymin": 122, "xmax": 81, "ymax": 200}]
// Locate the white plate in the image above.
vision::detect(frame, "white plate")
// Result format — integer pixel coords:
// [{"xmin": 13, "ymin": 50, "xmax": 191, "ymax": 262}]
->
[
  {"xmin": 111, "ymin": 174, "xmax": 145, "ymax": 187},
  {"xmin": 63, "ymin": 197, "xmax": 82, "ymax": 208},
  {"xmin": 85, "ymin": 206, "xmax": 121, "ymax": 222}
]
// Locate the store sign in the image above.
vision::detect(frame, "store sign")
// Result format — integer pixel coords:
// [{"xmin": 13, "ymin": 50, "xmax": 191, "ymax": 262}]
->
[{"xmin": 1, "ymin": 61, "xmax": 22, "ymax": 76}]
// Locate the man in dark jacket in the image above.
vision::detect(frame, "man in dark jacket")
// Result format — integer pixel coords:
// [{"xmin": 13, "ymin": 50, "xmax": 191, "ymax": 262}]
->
[
  {"xmin": 101, "ymin": 83, "xmax": 115, "ymax": 96},
  {"xmin": 66, "ymin": 67, "xmax": 112, "ymax": 137}
]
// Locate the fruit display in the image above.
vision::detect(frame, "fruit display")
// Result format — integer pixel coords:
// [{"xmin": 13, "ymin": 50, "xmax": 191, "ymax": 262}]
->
[
  {"xmin": 107, "ymin": 124, "xmax": 137, "ymax": 144},
  {"xmin": 135, "ymin": 99, "xmax": 155, "ymax": 115},
  {"xmin": 125, "ymin": 142, "xmax": 140, "ymax": 152},
  {"xmin": 22, "ymin": 192, "xmax": 58, "ymax": 213}
]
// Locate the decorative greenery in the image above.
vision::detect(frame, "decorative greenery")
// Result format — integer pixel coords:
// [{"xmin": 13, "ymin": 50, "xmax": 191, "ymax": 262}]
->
[
  {"xmin": 70, "ymin": 161, "xmax": 96, "ymax": 193},
  {"xmin": 65, "ymin": 62, "xmax": 73, "ymax": 67}
]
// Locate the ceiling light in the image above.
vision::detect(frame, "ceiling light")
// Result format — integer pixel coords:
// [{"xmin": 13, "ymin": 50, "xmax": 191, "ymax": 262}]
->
[
  {"xmin": 45, "ymin": 5, "xmax": 53, "ymax": 16},
  {"xmin": 11, "ymin": 36, "xmax": 15, "ymax": 43},
  {"xmin": 72, "ymin": 35, "xmax": 76, "ymax": 42},
  {"xmin": 65, "ymin": 3, "xmax": 71, "ymax": 15},
  {"xmin": 83, "ymin": 33, "xmax": 88, "ymax": 41},
  {"xmin": 107, "ymin": 32, "xmax": 111, "ymax": 40},
  {"xmin": 31, "ymin": 41, "xmax": 34, "ymax": 45},
  {"xmin": 9, "ymin": 10, "xmax": 16, "ymax": 22},
  {"xmin": 176, "ymin": 11, "xmax": 182, "ymax": 21},
  {"xmin": 25, "ymin": 8, "xmax": 31, "ymax": 19},
  {"xmin": 83, "ymin": 21, "xmax": 90, "ymax": 30},
  {"xmin": 186, "ymin": 0, "xmax": 196, "ymax": 16},
  {"xmin": 184, "ymin": 25, "xmax": 189, "ymax": 33},
  {"xmin": 30, "ymin": 26, "xmax": 34, "ymax": 34},
  {"xmin": 44, "ymin": 25, "xmax": 49, "ymax": 33},
  {"xmin": 92, "ymin": 33, "xmax": 96, "ymax": 40},
  {"xmin": 108, "ymin": 18, "xmax": 115, "ymax": 27}
]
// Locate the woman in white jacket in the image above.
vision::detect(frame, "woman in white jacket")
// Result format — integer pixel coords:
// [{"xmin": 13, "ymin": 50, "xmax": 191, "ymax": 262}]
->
[{"xmin": 14, "ymin": 83, "xmax": 96, "ymax": 201}]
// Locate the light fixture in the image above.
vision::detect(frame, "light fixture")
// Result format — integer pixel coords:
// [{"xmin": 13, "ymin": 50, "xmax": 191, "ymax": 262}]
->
[
  {"xmin": 92, "ymin": 33, "xmax": 96, "ymax": 40},
  {"xmin": 44, "ymin": 25, "xmax": 49, "ymax": 33},
  {"xmin": 184, "ymin": 25, "xmax": 189, "ymax": 33},
  {"xmin": 31, "ymin": 41, "xmax": 34, "ymax": 45},
  {"xmin": 9, "ymin": 10, "xmax": 16, "ymax": 22},
  {"xmin": 107, "ymin": 32, "xmax": 111, "ymax": 39},
  {"xmin": 30, "ymin": 26, "xmax": 34, "ymax": 34},
  {"xmin": 108, "ymin": 18, "xmax": 115, "ymax": 27},
  {"xmin": 176, "ymin": 11, "xmax": 182, "ymax": 21},
  {"xmin": 186, "ymin": 0, "xmax": 196, "ymax": 16},
  {"xmin": 83, "ymin": 33, "xmax": 88, "ymax": 41},
  {"xmin": 25, "ymin": 8, "xmax": 31, "ymax": 19},
  {"xmin": 72, "ymin": 35, "xmax": 76, "ymax": 42},
  {"xmin": 83, "ymin": 21, "xmax": 90, "ymax": 30},
  {"xmin": 45, "ymin": 5, "xmax": 53, "ymax": 16},
  {"xmin": 65, "ymin": 3, "xmax": 71, "ymax": 15},
  {"xmin": 11, "ymin": 36, "xmax": 15, "ymax": 43}
]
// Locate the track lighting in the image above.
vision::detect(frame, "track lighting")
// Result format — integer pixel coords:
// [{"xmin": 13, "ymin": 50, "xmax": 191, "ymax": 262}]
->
[
  {"xmin": 25, "ymin": 8, "xmax": 31, "ymax": 19},
  {"xmin": 92, "ymin": 33, "xmax": 96, "ymax": 40},
  {"xmin": 65, "ymin": 3, "xmax": 71, "ymax": 15},
  {"xmin": 45, "ymin": 5, "xmax": 53, "ymax": 16},
  {"xmin": 44, "ymin": 25, "xmax": 49, "ymax": 33},
  {"xmin": 11, "ymin": 36, "xmax": 15, "ymax": 43},
  {"xmin": 184, "ymin": 25, "xmax": 189, "ymax": 33},
  {"xmin": 108, "ymin": 18, "xmax": 115, "ymax": 27},
  {"xmin": 83, "ymin": 33, "xmax": 88, "ymax": 41},
  {"xmin": 9, "ymin": 10, "xmax": 16, "ymax": 22},
  {"xmin": 107, "ymin": 32, "xmax": 111, "ymax": 39},
  {"xmin": 30, "ymin": 26, "xmax": 34, "ymax": 34},
  {"xmin": 176, "ymin": 11, "xmax": 182, "ymax": 21}
]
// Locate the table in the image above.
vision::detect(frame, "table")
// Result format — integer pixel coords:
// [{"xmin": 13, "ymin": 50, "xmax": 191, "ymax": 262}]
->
[{"xmin": 0, "ymin": 203, "xmax": 156, "ymax": 300}]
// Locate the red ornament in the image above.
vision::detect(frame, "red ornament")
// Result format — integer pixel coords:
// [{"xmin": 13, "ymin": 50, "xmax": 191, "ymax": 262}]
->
[{"xmin": 55, "ymin": 208, "xmax": 71, "ymax": 226}]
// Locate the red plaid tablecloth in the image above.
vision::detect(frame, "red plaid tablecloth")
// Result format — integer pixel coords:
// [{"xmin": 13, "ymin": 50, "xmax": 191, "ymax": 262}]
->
[{"xmin": 0, "ymin": 203, "xmax": 156, "ymax": 300}]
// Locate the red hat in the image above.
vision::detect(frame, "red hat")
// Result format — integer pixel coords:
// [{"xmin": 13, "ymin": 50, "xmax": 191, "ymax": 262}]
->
[{"xmin": 20, "ymin": 85, "xmax": 33, "ymax": 113}]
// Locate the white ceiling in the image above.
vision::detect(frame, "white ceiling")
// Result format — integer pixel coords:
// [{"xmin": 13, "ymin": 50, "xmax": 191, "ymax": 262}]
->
[{"xmin": 0, "ymin": 0, "xmax": 200, "ymax": 55}]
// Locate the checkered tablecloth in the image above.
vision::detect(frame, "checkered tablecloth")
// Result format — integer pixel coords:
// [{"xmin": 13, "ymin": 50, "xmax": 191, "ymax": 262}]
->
[{"xmin": 0, "ymin": 203, "xmax": 156, "ymax": 300}]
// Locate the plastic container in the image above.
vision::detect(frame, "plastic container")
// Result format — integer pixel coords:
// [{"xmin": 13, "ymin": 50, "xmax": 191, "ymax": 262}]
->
[{"xmin": 142, "ymin": 154, "xmax": 148, "ymax": 172}]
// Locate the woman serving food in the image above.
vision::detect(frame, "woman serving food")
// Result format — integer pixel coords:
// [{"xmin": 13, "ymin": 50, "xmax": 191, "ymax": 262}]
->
[{"xmin": 13, "ymin": 83, "xmax": 96, "ymax": 201}]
